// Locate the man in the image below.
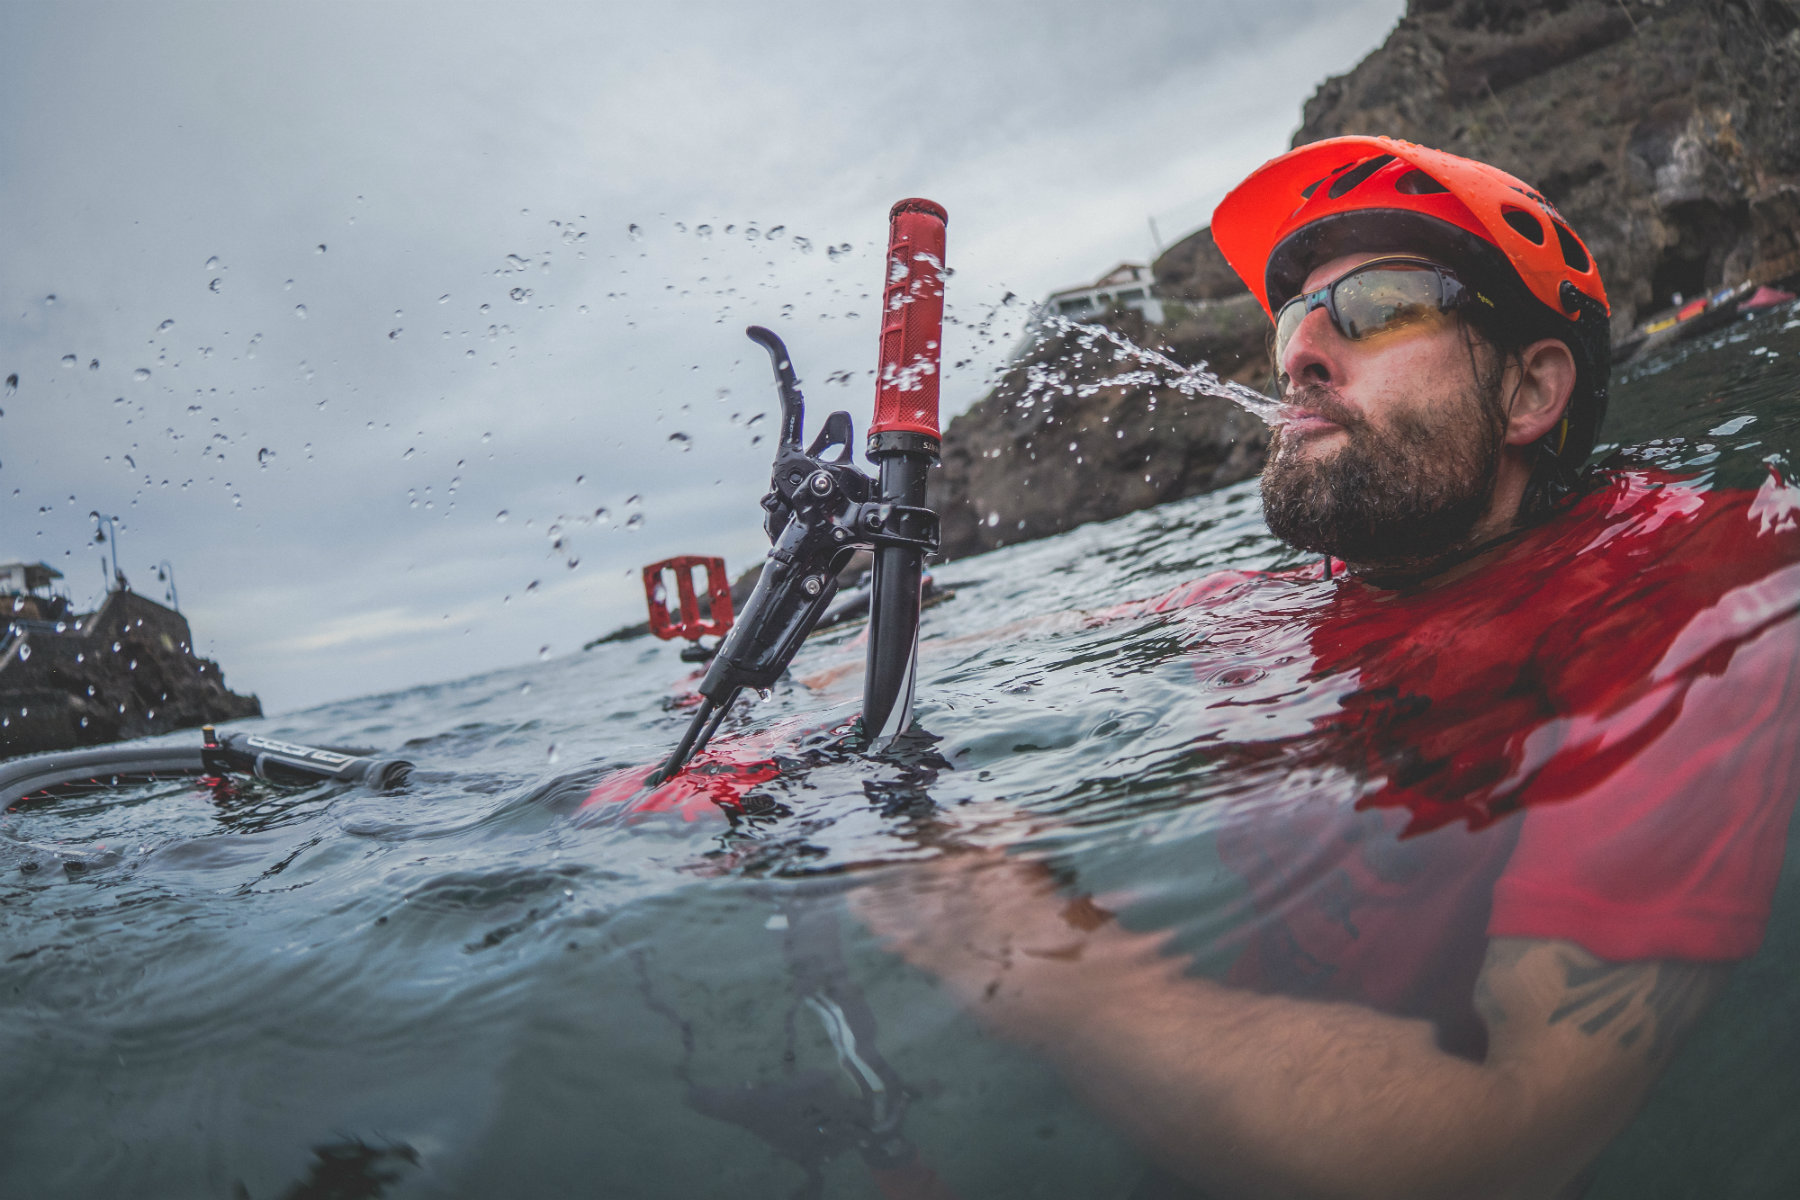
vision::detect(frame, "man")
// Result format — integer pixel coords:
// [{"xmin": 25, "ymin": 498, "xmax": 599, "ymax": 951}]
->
[{"xmin": 856, "ymin": 137, "xmax": 1800, "ymax": 1198}]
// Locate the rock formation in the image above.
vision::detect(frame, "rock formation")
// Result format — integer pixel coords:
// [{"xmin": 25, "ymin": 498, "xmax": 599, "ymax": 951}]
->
[
  {"xmin": 1296, "ymin": 0, "xmax": 1800, "ymax": 329},
  {"xmin": 1, "ymin": 589, "xmax": 261, "ymax": 757},
  {"xmin": 928, "ymin": 307, "xmax": 1269, "ymax": 560},
  {"xmin": 928, "ymin": 0, "xmax": 1800, "ymax": 561}
]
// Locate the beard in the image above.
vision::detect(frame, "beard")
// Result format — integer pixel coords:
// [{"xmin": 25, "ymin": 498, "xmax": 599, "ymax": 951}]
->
[{"xmin": 1260, "ymin": 378, "xmax": 1508, "ymax": 569}]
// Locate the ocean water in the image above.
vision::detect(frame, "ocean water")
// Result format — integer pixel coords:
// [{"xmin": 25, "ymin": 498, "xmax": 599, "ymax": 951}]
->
[{"xmin": 5, "ymin": 299, "xmax": 1800, "ymax": 1200}]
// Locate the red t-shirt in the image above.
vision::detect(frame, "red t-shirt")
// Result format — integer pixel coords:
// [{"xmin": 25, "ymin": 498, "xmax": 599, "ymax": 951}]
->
[{"xmin": 1141, "ymin": 469, "xmax": 1800, "ymax": 1054}]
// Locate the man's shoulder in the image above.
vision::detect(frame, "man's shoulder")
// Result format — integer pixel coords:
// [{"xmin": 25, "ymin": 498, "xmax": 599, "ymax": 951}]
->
[{"xmin": 1564, "ymin": 465, "xmax": 1799, "ymax": 547}]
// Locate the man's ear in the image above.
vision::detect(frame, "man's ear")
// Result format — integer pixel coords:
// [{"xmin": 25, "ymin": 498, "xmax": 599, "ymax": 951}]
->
[{"xmin": 1504, "ymin": 338, "xmax": 1577, "ymax": 447}]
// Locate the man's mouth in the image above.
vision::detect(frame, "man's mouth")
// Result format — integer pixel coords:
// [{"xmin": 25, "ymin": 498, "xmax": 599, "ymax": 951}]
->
[
  {"xmin": 1281, "ymin": 409, "xmax": 1343, "ymax": 436},
  {"xmin": 1277, "ymin": 389, "xmax": 1358, "ymax": 440}
]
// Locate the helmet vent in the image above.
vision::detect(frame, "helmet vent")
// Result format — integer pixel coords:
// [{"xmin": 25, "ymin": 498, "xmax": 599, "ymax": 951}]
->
[
  {"xmin": 1501, "ymin": 205, "xmax": 1546, "ymax": 245},
  {"xmin": 1395, "ymin": 169, "xmax": 1449, "ymax": 195},
  {"xmin": 1553, "ymin": 220, "xmax": 1590, "ymax": 273},
  {"xmin": 1302, "ymin": 161, "xmax": 1359, "ymax": 199},
  {"xmin": 1326, "ymin": 154, "xmax": 1397, "ymax": 199}
]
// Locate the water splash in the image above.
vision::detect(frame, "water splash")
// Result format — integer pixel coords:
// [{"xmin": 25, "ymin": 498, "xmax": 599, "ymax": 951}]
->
[{"xmin": 1024, "ymin": 312, "xmax": 1292, "ymax": 427}]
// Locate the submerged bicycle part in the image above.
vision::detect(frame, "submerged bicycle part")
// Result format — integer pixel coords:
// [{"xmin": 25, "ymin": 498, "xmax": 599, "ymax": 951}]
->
[
  {"xmin": 631, "ymin": 894, "xmax": 957, "ymax": 1199},
  {"xmin": 0, "ymin": 726, "xmax": 414, "ymax": 809},
  {"xmin": 201, "ymin": 726, "xmax": 415, "ymax": 790},
  {"xmin": 642, "ymin": 555, "xmax": 735, "ymax": 662},
  {"xmin": 651, "ymin": 318, "xmax": 942, "ymax": 784},
  {"xmin": 863, "ymin": 198, "xmax": 948, "ymax": 746}
]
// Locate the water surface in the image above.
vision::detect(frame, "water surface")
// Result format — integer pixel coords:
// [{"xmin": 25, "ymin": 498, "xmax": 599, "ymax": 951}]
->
[{"xmin": 5, "ymin": 300, "xmax": 1800, "ymax": 1199}]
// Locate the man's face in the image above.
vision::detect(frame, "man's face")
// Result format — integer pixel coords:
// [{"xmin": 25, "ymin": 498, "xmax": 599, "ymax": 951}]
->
[{"xmin": 1260, "ymin": 253, "xmax": 1508, "ymax": 568}]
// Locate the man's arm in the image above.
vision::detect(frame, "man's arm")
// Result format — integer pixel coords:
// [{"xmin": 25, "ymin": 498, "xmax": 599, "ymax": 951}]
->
[{"xmin": 856, "ymin": 853, "xmax": 1726, "ymax": 1200}]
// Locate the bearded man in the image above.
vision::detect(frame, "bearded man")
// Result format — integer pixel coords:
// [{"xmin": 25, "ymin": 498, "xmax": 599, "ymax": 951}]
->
[{"xmin": 857, "ymin": 138, "xmax": 1800, "ymax": 1199}]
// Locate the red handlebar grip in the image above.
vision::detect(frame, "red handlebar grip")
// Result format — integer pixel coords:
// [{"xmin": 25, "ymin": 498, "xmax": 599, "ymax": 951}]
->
[{"xmin": 871, "ymin": 198, "xmax": 948, "ymax": 440}]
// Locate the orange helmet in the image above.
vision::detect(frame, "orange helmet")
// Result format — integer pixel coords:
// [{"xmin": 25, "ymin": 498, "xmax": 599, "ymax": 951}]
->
[{"xmin": 1212, "ymin": 136, "xmax": 1611, "ymax": 467}]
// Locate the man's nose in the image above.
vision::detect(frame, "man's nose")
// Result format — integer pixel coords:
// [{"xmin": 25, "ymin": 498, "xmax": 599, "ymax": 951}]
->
[{"xmin": 1278, "ymin": 305, "xmax": 1342, "ymax": 390}]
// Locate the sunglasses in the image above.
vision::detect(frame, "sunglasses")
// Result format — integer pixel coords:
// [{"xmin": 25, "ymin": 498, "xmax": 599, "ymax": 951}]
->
[{"xmin": 1274, "ymin": 256, "xmax": 1490, "ymax": 365}]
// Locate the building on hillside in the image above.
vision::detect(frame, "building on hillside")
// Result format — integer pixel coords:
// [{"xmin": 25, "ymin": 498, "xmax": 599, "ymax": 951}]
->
[
  {"xmin": 0, "ymin": 561, "xmax": 73, "ymax": 624},
  {"xmin": 0, "ymin": 561, "xmax": 64, "ymax": 596},
  {"xmin": 1044, "ymin": 263, "xmax": 1164, "ymax": 325}
]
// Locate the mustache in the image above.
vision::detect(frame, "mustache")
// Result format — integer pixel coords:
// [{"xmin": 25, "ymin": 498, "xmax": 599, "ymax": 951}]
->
[{"xmin": 1280, "ymin": 384, "xmax": 1362, "ymax": 429}]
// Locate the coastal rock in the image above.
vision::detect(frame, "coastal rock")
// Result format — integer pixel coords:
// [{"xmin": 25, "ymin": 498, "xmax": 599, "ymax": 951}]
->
[
  {"xmin": 929, "ymin": 0, "xmax": 1800, "ymax": 560},
  {"xmin": 928, "ymin": 307, "xmax": 1269, "ymax": 560},
  {"xmin": 0, "ymin": 589, "xmax": 260, "ymax": 757}
]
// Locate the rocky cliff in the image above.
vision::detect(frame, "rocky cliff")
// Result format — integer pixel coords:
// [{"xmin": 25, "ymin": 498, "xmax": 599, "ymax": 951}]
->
[
  {"xmin": 1296, "ymin": 0, "xmax": 1800, "ymax": 329},
  {"xmin": 929, "ymin": 0, "xmax": 1800, "ymax": 561},
  {"xmin": 929, "ymin": 307, "xmax": 1269, "ymax": 560}
]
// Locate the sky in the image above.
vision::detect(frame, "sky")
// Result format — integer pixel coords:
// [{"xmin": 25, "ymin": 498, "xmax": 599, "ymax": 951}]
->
[{"xmin": 0, "ymin": 0, "xmax": 1406, "ymax": 714}]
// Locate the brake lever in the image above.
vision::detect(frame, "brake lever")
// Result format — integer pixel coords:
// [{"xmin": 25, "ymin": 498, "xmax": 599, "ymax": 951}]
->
[{"xmin": 649, "ymin": 327, "xmax": 937, "ymax": 784}]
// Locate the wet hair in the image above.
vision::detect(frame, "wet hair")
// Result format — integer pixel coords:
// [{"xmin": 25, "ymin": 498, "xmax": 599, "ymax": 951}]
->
[{"xmin": 1455, "ymin": 295, "xmax": 1586, "ymax": 522}]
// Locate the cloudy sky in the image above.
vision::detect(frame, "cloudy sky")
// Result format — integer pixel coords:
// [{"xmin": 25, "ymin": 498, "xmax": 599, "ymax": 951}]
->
[{"xmin": 1, "ymin": 0, "xmax": 1404, "ymax": 714}]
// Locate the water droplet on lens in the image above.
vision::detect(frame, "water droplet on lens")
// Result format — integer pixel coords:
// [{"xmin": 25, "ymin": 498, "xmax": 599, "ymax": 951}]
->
[
  {"xmin": 495, "ymin": 509, "xmax": 508, "ymax": 523},
  {"xmin": 538, "ymin": 644, "xmax": 551, "ymax": 660},
  {"xmin": 17, "ymin": 644, "xmax": 28, "ymax": 661},
  {"xmin": 257, "ymin": 447, "xmax": 273, "ymax": 467},
  {"xmin": 667, "ymin": 431, "xmax": 691, "ymax": 450},
  {"xmin": 316, "ymin": 243, "xmax": 327, "ymax": 254},
  {"xmin": 695, "ymin": 224, "xmax": 712, "ymax": 239},
  {"xmin": 205, "ymin": 256, "xmax": 221, "ymax": 270},
  {"xmin": 294, "ymin": 304, "xmax": 307, "ymax": 319},
  {"xmin": 60, "ymin": 354, "xmax": 76, "ymax": 368},
  {"xmin": 766, "ymin": 225, "xmax": 785, "ymax": 239},
  {"xmin": 88, "ymin": 359, "xmax": 99, "ymax": 371},
  {"xmin": 209, "ymin": 278, "xmax": 222, "ymax": 293},
  {"xmin": 388, "ymin": 328, "xmax": 402, "ymax": 339},
  {"xmin": 625, "ymin": 512, "xmax": 644, "ymax": 529},
  {"xmin": 509, "ymin": 287, "xmax": 531, "ymax": 303},
  {"xmin": 158, "ymin": 319, "xmax": 175, "ymax": 332},
  {"xmin": 402, "ymin": 447, "xmax": 415, "ymax": 460},
  {"xmin": 5, "ymin": 375, "xmax": 16, "ymax": 393},
  {"xmin": 132, "ymin": 367, "xmax": 150, "ymax": 382},
  {"xmin": 627, "ymin": 223, "xmax": 643, "ymax": 241},
  {"xmin": 526, "ymin": 579, "xmax": 540, "ymax": 592},
  {"xmin": 437, "ymin": 294, "xmax": 451, "ymax": 304}
]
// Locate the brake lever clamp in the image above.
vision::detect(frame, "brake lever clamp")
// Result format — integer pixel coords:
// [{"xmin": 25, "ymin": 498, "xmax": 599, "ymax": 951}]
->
[{"xmin": 755, "ymin": 361, "xmax": 938, "ymax": 560}]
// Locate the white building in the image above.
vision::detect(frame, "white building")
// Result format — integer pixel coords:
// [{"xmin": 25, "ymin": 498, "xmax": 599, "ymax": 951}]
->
[
  {"xmin": 0, "ymin": 562, "xmax": 63, "ymax": 595},
  {"xmin": 1044, "ymin": 263, "xmax": 1164, "ymax": 325}
]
